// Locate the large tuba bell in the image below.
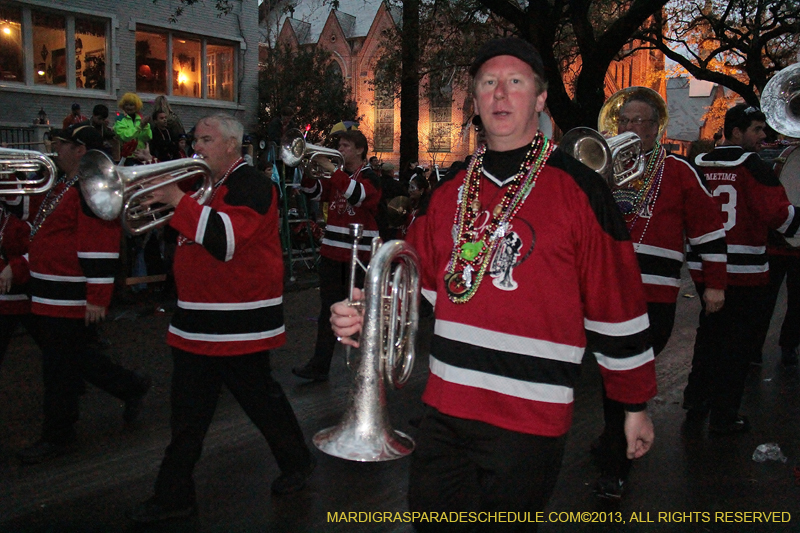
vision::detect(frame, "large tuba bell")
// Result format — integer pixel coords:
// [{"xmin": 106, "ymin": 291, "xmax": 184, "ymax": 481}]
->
[
  {"xmin": 0, "ymin": 147, "xmax": 58, "ymax": 195},
  {"xmin": 762, "ymin": 62, "xmax": 800, "ymax": 138},
  {"xmin": 78, "ymin": 150, "xmax": 213, "ymax": 235},
  {"xmin": 280, "ymin": 128, "xmax": 344, "ymax": 178},
  {"xmin": 314, "ymin": 223, "xmax": 421, "ymax": 462}
]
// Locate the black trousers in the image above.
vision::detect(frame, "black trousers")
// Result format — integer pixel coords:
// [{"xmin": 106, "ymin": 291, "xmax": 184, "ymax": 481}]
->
[
  {"xmin": 753, "ymin": 253, "xmax": 800, "ymax": 356},
  {"xmin": 684, "ymin": 283, "xmax": 768, "ymax": 425},
  {"xmin": 0, "ymin": 312, "xmax": 37, "ymax": 369},
  {"xmin": 305, "ymin": 256, "xmax": 363, "ymax": 374},
  {"xmin": 597, "ymin": 301, "xmax": 675, "ymax": 480},
  {"xmin": 30, "ymin": 315, "xmax": 144, "ymax": 444},
  {"xmin": 409, "ymin": 407, "xmax": 565, "ymax": 533},
  {"xmin": 154, "ymin": 348, "xmax": 312, "ymax": 507}
]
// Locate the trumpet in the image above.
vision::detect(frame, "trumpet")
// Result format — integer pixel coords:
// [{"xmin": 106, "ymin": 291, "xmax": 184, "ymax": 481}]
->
[
  {"xmin": 78, "ymin": 150, "xmax": 213, "ymax": 235},
  {"xmin": 0, "ymin": 147, "xmax": 58, "ymax": 195},
  {"xmin": 280, "ymin": 128, "xmax": 344, "ymax": 178},
  {"xmin": 313, "ymin": 223, "xmax": 421, "ymax": 462}
]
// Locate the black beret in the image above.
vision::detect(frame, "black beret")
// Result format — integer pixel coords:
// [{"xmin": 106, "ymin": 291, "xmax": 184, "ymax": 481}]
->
[{"xmin": 469, "ymin": 37, "xmax": 546, "ymax": 81}]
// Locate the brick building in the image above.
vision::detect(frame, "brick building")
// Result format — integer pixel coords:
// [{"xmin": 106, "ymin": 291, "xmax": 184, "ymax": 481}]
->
[
  {"xmin": 260, "ymin": 1, "xmax": 666, "ymax": 170},
  {"xmin": 0, "ymin": 0, "xmax": 261, "ymax": 146}
]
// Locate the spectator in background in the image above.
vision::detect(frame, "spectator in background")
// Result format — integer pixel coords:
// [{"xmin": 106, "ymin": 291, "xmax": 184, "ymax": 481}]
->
[
  {"xmin": 399, "ymin": 160, "xmax": 424, "ymax": 191},
  {"xmin": 267, "ymin": 106, "xmax": 296, "ymax": 150},
  {"xmin": 86, "ymin": 104, "xmax": 116, "ymax": 156},
  {"xmin": 149, "ymin": 109, "xmax": 180, "ymax": 162},
  {"xmin": 153, "ymin": 95, "xmax": 185, "ymax": 136},
  {"xmin": 176, "ymin": 134, "xmax": 190, "ymax": 159},
  {"xmin": 62, "ymin": 103, "xmax": 87, "ymax": 130},
  {"xmin": 114, "ymin": 93, "xmax": 152, "ymax": 166},
  {"xmin": 369, "ymin": 156, "xmax": 381, "ymax": 173}
]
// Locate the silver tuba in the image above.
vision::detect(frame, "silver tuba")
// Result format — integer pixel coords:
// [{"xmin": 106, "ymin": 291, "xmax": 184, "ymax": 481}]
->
[
  {"xmin": 280, "ymin": 128, "xmax": 344, "ymax": 178},
  {"xmin": 78, "ymin": 150, "xmax": 213, "ymax": 235},
  {"xmin": 762, "ymin": 62, "xmax": 800, "ymax": 138},
  {"xmin": 313, "ymin": 223, "xmax": 421, "ymax": 462},
  {"xmin": 560, "ymin": 127, "xmax": 644, "ymax": 188},
  {"xmin": 565, "ymin": 86, "xmax": 671, "ymax": 188},
  {"xmin": 0, "ymin": 147, "xmax": 58, "ymax": 195}
]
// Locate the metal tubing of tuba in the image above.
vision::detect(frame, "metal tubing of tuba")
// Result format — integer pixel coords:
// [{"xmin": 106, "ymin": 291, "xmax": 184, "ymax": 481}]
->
[
  {"xmin": 279, "ymin": 128, "xmax": 344, "ymax": 178},
  {"xmin": 313, "ymin": 225, "xmax": 421, "ymax": 462},
  {"xmin": 78, "ymin": 150, "xmax": 213, "ymax": 235},
  {"xmin": 0, "ymin": 147, "xmax": 58, "ymax": 195},
  {"xmin": 560, "ymin": 127, "xmax": 645, "ymax": 188}
]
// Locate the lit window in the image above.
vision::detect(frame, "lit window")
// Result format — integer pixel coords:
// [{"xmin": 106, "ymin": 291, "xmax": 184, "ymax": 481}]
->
[
  {"xmin": 33, "ymin": 11, "xmax": 66, "ymax": 87},
  {"xmin": 0, "ymin": 6, "xmax": 23, "ymax": 82},
  {"xmin": 173, "ymin": 37, "xmax": 200, "ymax": 98},
  {"xmin": 207, "ymin": 43, "xmax": 234, "ymax": 101},
  {"xmin": 136, "ymin": 31, "xmax": 167, "ymax": 94},
  {"xmin": 76, "ymin": 18, "xmax": 106, "ymax": 90}
]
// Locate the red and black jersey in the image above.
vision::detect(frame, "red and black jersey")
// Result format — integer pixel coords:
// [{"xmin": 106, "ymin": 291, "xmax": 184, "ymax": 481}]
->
[
  {"xmin": 300, "ymin": 165, "xmax": 381, "ymax": 263},
  {"xmin": 168, "ymin": 163, "xmax": 286, "ymax": 356},
  {"xmin": 27, "ymin": 180, "xmax": 120, "ymax": 319},
  {"xmin": 624, "ymin": 152, "xmax": 726, "ymax": 303},
  {"xmin": 407, "ymin": 149, "xmax": 657, "ymax": 437},
  {"xmin": 0, "ymin": 204, "xmax": 33, "ymax": 315},
  {"xmin": 688, "ymin": 145, "xmax": 800, "ymax": 286}
]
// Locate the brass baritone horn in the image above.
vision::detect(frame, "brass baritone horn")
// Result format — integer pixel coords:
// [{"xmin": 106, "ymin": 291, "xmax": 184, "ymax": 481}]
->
[
  {"xmin": 314, "ymin": 224, "xmax": 421, "ymax": 462},
  {"xmin": 280, "ymin": 128, "xmax": 344, "ymax": 178},
  {"xmin": 560, "ymin": 127, "xmax": 645, "ymax": 188},
  {"xmin": 0, "ymin": 147, "xmax": 58, "ymax": 195},
  {"xmin": 78, "ymin": 150, "xmax": 213, "ymax": 235},
  {"xmin": 762, "ymin": 62, "xmax": 800, "ymax": 139}
]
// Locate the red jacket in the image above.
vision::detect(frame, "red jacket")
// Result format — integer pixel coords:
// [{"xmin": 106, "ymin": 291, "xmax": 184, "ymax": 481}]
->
[
  {"xmin": 300, "ymin": 165, "xmax": 381, "ymax": 263},
  {"xmin": 168, "ymin": 163, "xmax": 286, "ymax": 356},
  {"xmin": 690, "ymin": 146, "xmax": 800, "ymax": 286},
  {"xmin": 27, "ymin": 180, "xmax": 120, "ymax": 319},
  {"xmin": 622, "ymin": 152, "xmax": 727, "ymax": 303},
  {"xmin": 408, "ymin": 149, "xmax": 656, "ymax": 437}
]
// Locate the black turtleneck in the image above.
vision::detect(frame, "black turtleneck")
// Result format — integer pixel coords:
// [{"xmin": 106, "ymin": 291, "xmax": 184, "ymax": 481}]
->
[{"xmin": 482, "ymin": 144, "xmax": 531, "ymax": 186}]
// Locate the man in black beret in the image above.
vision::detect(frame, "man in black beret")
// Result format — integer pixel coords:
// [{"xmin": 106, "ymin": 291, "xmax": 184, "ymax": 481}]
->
[{"xmin": 331, "ymin": 36, "xmax": 656, "ymax": 529}]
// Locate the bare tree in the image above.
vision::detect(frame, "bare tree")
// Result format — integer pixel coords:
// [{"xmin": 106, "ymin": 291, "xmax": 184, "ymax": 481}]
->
[{"xmin": 637, "ymin": 0, "xmax": 800, "ymax": 106}]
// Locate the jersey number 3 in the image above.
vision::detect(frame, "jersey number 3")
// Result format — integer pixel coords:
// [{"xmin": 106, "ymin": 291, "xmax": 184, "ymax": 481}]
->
[{"xmin": 713, "ymin": 185, "xmax": 737, "ymax": 231}]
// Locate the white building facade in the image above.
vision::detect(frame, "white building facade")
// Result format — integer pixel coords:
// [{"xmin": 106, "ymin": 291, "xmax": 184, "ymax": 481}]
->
[{"xmin": 0, "ymin": 0, "xmax": 261, "ymax": 143}]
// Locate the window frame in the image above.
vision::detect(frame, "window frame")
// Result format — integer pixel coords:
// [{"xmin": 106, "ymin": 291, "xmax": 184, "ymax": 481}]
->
[
  {"xmin": 0, "ymin": 1, "xmax": 114, "ymax": 96},
  {"xmin": 135, "ymin": 24, "xmax": 239, "ymax": 104}
]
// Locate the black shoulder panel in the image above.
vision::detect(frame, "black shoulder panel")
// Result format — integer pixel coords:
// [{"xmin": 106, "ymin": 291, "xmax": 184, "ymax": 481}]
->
[
  {"xmin": 223, "ymin": 165, "xmax": 273, "ymax": 215},
  {"xmin": 547, "ymin": 148, "xmax": 631, "ymax": 242}
]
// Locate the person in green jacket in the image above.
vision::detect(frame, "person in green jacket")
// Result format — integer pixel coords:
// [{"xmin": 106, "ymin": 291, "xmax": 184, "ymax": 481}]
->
[{"xmin": 114, "ymin": 92, "xmax": 152, "ymax": 166}]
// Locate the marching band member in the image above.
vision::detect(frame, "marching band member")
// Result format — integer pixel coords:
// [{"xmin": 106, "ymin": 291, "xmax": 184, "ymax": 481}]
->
[
  {"xmin": 292, "ymin": 129, "xmax": 381, "ymax": 382},
  {"xmin": 595, "ymin": 88, "xmax": 727, "ymax": 500},
  {"xmin": 331, "ymin": 37, "xmax": 656, "ymax": 528},
  {"xmin": 685, "ymin": 104, "xmax": 800, "ymax": 434},
  {"xmin": 129, "ymin": 114, "xmax": 314, "ymax": 524},
  {"xmin": 17, "ymin": 124, "xmax": 151, "ymax": 465}
]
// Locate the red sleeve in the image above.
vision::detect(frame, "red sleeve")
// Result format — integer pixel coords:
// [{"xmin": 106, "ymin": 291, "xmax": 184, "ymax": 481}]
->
[
  {"xmin": 77, "ymin": 202, "xmax": 122, "ymax": 308},
  {"xmin": 576, "ymin": 185, "xmax": 657, "ymax": 405}
]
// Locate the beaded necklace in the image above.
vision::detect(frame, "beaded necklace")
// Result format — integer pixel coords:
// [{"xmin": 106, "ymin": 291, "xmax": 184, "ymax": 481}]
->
[
  {"xmin": 30, "ymin": 175, "xmax": 80, "ymax": 240},
  {"xmin": 613, "ymin": 144, "xmax": 666, "ymax": 242},
  {"xmin": 178, "ymin": 157, "xmax": 244, "ymax": 246},
  {"xmin": 613, "ymin": 143, "xmax": 664, "ymax": 216},
  {"xmin": 444, "ymin": 133, "xmax": 553, "ymax": 303}
]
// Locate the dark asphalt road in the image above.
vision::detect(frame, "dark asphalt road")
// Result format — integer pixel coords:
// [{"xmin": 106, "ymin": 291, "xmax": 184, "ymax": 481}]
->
[{"xmin": 1, "ymin": 267, "xmax": 800, "ymax": 533}]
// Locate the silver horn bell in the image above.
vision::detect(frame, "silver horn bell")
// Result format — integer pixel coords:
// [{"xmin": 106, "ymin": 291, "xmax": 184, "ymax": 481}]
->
[
  {"xmin": 313, "ymin": 225, "xmax": 421, "ymax": 462},
  {"xmin": 762, "ymin": 62, "xmax": 800, "ymax": 138},
  {"xmin": 78, "ymin": 150, "xmax": 213, "ymax": 235}
]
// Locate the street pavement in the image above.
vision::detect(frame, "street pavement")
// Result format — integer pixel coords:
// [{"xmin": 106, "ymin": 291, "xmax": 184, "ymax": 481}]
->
[{"xmin": 1, "ymin": 267, "xmax": 799, "ymax": 532}]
